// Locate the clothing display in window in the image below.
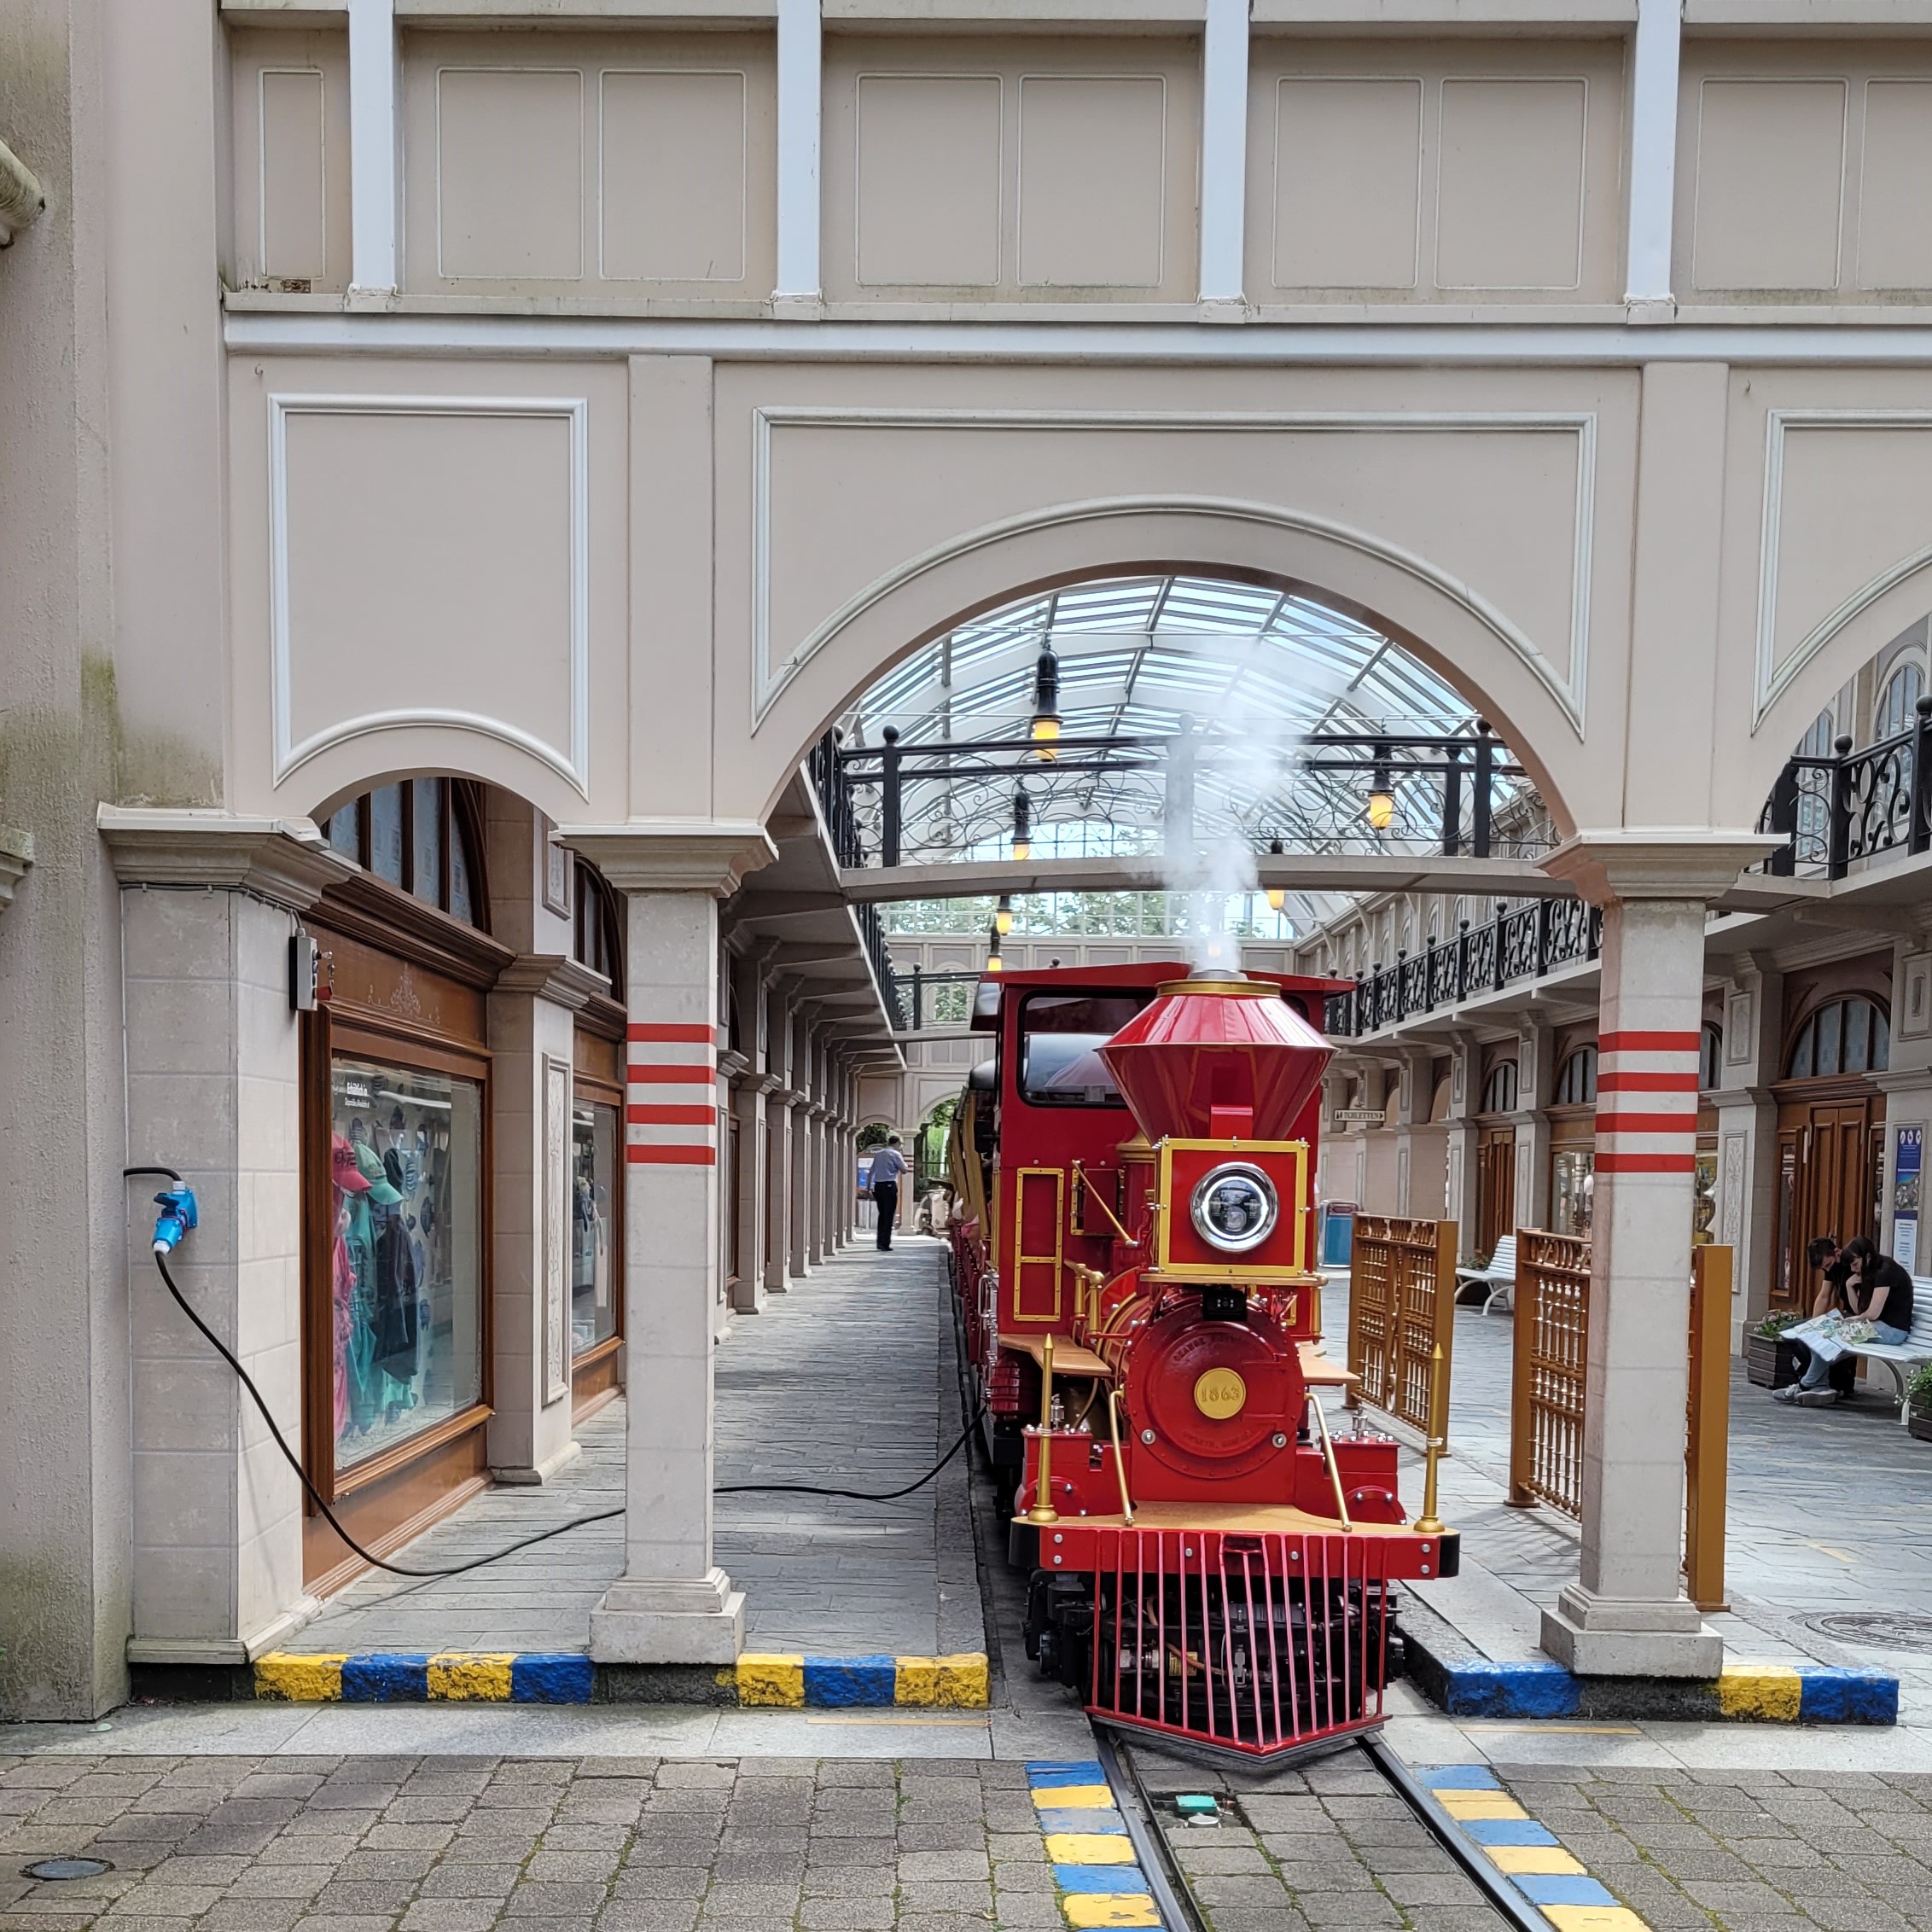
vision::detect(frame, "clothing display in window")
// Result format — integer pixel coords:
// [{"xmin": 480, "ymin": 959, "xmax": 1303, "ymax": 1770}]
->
[{"xmin": 329, "ymin": 1057, "xmax": 483, "ymax": 1470}]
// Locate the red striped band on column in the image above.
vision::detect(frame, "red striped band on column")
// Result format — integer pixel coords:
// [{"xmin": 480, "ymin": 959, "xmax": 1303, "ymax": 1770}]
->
[
  {"xmin": 626, "ymin": 1021, "xmax": 719, "ymax": 1166},
  {"xmin": 1595, "ymin": 1029, "xmax": 1702, "ymax": 1176}
]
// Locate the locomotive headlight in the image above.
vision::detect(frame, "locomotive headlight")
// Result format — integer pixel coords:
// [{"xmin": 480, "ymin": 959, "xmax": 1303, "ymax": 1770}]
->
[{"xmin": 1189, "ymin": 1162, "xmax": 1278, "ymax": 1254}]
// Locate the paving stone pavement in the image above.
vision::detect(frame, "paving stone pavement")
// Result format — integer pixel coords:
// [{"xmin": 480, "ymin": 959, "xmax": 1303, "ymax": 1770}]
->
[
  {"xmin": 0, "ymin": 1752, "xmax": 1062, "ymax": 1931},
  {"xmin": 287, "ymin": 1238, "xmax": 981, "ymax": 1661}
]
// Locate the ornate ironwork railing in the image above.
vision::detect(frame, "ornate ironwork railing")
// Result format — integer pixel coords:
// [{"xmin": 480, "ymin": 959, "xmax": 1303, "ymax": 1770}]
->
[
  {"xmin": 1758, "ymin": 699, "xmax": 1932, "ymax": 879},
  {"xmin": 834, "ymin": 722, "xmax": 1539, "ymax": 868},
  {"xmin": 1509, "ymin": 1229, "xmax": 1592, "ymax": 1518},
  {"xmin": 1323, "ymin": 898, "xmax": 1603, "ymax": 1039}
]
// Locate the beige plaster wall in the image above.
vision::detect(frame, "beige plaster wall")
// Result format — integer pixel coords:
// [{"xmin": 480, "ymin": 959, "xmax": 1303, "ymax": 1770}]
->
[
  {"xmin": 399, "ymin": 29, "xmax": 778, "ymax": 305},
  {"xmin": 230, "ymin": 26, "xmax": 352, "ymax": 296},
  {"xmin": 1245, "ymin": 36, "xmax": 1628, "ymax": 309},
  {"xmin": 1676, "ymin": 40, "xmax": 1932, "ymax": 309},
  {"xmin": 821, "ymin": 34, "xmax": 1202, "ymax": 306},
  {"xmin": 0, "ymin": 0, "xmax": 134, "ymax": 1720}
]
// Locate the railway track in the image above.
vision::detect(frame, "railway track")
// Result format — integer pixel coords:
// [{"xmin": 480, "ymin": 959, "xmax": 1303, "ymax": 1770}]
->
[{"xmin": 1095, "ymin": 1722, "xmax": 1551, "ymax": 1932}]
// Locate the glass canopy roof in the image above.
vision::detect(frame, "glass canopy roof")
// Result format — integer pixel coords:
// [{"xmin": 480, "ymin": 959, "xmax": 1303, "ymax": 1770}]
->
[{"xmin": 841, "ymin": 574, "xmax": 1548, "ymax": 936}]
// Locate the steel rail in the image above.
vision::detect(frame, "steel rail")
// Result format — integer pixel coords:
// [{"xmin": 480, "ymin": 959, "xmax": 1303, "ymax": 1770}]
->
[{"xmin": 1093, "ymin": 1723, "xmax": 1553, "ymax": 1932}]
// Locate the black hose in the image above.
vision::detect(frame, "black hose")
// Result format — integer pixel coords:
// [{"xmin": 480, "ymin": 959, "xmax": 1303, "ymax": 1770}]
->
[
  {"xmin": 717, "ymin": 1406, "xmax": 986, "ymax": 1500},
  {"xmin": 128, "ymin": 1169, "xmax": 620, "ymax": 1580},
  {"xmin": 127, "ymin": 1167, "xmax": 979, "ymax": 1576}
]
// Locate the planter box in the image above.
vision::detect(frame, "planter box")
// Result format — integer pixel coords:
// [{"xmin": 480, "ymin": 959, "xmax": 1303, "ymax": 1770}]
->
[
  {"xmin": 1747, "ymin": 1332, "xmax": 1856, "ymax": 1394},
  {"xmin": 1910, "ymin": 1406, "xmax": 1932, "ymax": 1444}
]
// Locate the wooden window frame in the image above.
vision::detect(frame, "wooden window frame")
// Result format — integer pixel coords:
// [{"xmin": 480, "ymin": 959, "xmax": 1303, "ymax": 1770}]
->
[
  {"xmin": 323, "ymin": 778, "xmax": 492, "ymax": 929},
  {"xmin": 568, "ymin": 1066, "xmax": 626, "ymax": 1381},
  {"xmin": 301, "ymin": 1004, "xmax": 496, "ymax": 1509}
]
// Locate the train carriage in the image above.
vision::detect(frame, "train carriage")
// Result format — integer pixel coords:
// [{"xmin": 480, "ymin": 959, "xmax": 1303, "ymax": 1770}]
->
[{"xmin": 946, "ymin": 960, "xmax": 1458, "ymax": 1761}]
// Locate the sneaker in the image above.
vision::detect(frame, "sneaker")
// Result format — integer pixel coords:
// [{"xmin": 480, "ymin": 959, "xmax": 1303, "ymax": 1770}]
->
[
  {"xmin": 1794, "ymin": 1387, "xmax": 1839, "ymax": 1406},
  {"xmin": 1772, "ymin": 1384, "xmax": 1801, "ymax": 1403}
]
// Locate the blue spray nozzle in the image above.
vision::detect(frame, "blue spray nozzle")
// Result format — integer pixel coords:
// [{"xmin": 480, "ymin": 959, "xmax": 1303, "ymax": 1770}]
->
[{"xmin": 152, "ymin": 1187, "xmax": 199, "ymax": 1254}]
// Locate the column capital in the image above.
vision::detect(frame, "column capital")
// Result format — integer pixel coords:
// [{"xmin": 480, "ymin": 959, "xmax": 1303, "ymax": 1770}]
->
[
  {"xmin": 97, "ymin": 806, "xmax": 352, "ymax": 911},
  {"xmin": 1540, "ymin": 830, "xmax": 1784, "ymax": 905},
  {"xmin": 0, "ymin": 827, "xmax": 32, "ymax": 911},
  {"xmin": 492, "ymin": 953, "xmax": 608, "ymax": 1011},
  {"xmin": 561, "ymin": 820, "xmax": 777, "ymax": 896}
]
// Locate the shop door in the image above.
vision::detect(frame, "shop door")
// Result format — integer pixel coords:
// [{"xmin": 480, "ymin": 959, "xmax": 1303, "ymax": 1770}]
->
[
  {"xmin": 1477, "ymin": 1127, "xmax": 1516, "ymax": 1258},
  {"xmin": 1772, "ymin": 1097, "xmax": 1884, "ymax": 1310}
]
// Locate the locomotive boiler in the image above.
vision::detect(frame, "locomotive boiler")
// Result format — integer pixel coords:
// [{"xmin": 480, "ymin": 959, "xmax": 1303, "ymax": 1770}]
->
[{"xmin": 946, "ymin": 961, "xmax": 1457, "ymax": 1760}]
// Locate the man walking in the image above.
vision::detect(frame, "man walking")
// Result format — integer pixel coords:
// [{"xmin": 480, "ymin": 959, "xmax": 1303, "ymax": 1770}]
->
[{"xmin": 870, "ymin": 1133, "xmax": 909, "ymax": 1251}]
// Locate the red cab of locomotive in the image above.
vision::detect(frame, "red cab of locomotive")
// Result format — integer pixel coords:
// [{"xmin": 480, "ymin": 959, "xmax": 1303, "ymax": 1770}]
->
[{"xmin": 946, "ymin": 961, "xmax": 1458, "ymax": 1760}]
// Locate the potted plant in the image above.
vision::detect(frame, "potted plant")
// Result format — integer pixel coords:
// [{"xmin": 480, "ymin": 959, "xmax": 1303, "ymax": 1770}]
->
[
  {"xmin": 1746, "ymin": 1312, "xmax": 1801, "ymax": 1388},
  {"xmin": 1908, "ymin": 1364, "xmax": 1932, "ymax": 1443}
]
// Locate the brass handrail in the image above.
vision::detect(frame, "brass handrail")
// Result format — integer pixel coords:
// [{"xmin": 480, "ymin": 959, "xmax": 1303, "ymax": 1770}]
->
[
  {"xmin": 1106, "ymin": 1388, "xmax": 1136, "ymax": 1526},
  {"xmin": 1306, "ymin": 1391, "xmax": 1353, "ymax": 1532}
]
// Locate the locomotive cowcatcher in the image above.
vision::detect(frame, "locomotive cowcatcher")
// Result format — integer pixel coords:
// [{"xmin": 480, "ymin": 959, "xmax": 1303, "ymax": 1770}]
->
[{"xmin": 946, "ymin": 959, "xmax": 1458, "ymax": 1760}]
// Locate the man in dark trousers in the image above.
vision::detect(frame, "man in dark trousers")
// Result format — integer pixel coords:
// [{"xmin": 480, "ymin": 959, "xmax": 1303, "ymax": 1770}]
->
[{"xmin": 870, "ymin": 1133, "xmax": 909, "ymax": 1251}]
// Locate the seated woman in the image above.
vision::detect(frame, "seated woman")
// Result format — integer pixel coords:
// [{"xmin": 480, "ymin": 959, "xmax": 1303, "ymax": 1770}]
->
[{"xmin": 1774, "ymin": 1235, "xmax": 1915, "ymax": 1406}]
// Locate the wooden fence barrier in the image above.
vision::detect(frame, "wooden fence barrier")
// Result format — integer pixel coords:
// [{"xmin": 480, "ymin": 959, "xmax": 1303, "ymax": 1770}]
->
[
  {"xmin": 1345, "ymin": 1216, "xmax": 1458, "ymax": 1446},
  {"xmin": 1685, "ymin": 1244, "xmax": 1734, "ymax": 1612},
  {"xmin": 1508, "ymin": 1228, "xmax": 1592, "ymax": 1516}
]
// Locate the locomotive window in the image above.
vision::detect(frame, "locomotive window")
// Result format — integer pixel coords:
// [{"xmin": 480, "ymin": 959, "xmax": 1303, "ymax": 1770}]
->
[{"xmin": 1019, "ymin": 992, "xmax": 1146, "ymax": 1108}]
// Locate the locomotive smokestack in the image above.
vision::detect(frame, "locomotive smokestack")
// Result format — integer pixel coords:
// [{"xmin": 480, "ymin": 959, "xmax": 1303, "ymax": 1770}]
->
[{"xmin": 1098, "ymin": 970, "xmax": 1333, "ymax": 1145}]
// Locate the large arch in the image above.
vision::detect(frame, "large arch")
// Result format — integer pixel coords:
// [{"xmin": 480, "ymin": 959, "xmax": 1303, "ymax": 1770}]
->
[{"xmin": 734, "ymin": 497, "xmax": 1605, "ymax": 840}]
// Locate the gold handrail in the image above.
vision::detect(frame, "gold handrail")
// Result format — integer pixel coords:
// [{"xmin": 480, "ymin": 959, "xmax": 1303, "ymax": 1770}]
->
[
  {"xmin": 1106, "ymin": 1388, "xmax": 1136, "ymax": 1527},
  {"xmin": 1023, "ymin": 1331, "xmax": 1060, "ymax": 1527},
  {"xmin": 1070, "ymin": 1161, "xmax": 1135, "ymax": 1244},
  {"xmin": 1306, "ymin": 1391, "xmax": 1353, "ymax": 1532}
]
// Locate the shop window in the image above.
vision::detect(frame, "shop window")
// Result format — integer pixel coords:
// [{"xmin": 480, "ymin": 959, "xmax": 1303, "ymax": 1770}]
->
[
  {"xmin": 1481, "ymin": 1060, "xmax": 1518, "ymax": 1114},
  {"xmin": 1552, "ymin": 1046, "xmax": 1597, "ymax": 1107},
  {"xmin": 1551, "ymin": 1148, "xmax": 1593, "ymax": 1238},
  {"xmin": 1700, "ymin": 1023, "xmax": 1723, "ymax": 1091},
  {"xmin": 572, "ymin": 1097, "xmax": 620, "ymax": 1358},
  {"xmin": 329, "ymin": 1055, "xmax": 484, "ymax": 1470},
  {"xmin": 1785, "ymin": 995, "xmax": 1890, "ymax": 1079},
  {"xmin": 1878, "ymin": 660, "xmax": 1923, "ymax": 741},
  {"xmin": 324, "ymin": 778, "xmax": 489, "ymax": 928},
  {"xmin": 573, "ymin": 860, "xmax": 623, "ymax": 986}
]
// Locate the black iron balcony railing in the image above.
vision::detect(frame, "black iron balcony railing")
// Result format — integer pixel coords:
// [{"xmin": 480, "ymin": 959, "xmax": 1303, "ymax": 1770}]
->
[
  {"xmin": 1759, "ymin": 697, "xmax": 1932, "ymax": 879},
  {"xmin": 1323, "ymin": 898, "xmax": 1603, "ymax": 1039},
  {"xmin": 833, "ymin": 722, "xmax": 1535, "ymax": 867},
  {"xmin": 811, "ymin": 732, "xmax": 906, "ymax": 1029}
]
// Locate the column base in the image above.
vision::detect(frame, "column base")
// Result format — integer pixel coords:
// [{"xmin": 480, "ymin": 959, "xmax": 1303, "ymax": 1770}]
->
[
  {"xmin": 591, "ymin": 1568, "xmax": 746, "ymax": 1664},
  {"xmin": 732, "ymin": 1276, "xmax": 768, "ymax": 1315},
  {"xmin": 492, "ymin": 1440, "xmax": 584, "ymax": 1487},
  {"xmin": 1540, "ymin": 1586, "xmax": 1723, "ymax": 1678}
]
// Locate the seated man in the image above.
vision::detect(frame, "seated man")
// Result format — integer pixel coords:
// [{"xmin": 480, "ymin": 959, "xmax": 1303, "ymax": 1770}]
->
[{"xmin": 1775, "ymin": 1235, "xmax": 1915, "ymax": 1406}]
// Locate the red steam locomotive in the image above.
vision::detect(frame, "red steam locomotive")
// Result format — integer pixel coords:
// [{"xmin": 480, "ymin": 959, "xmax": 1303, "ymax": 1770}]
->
[{"xmin": 946, "ymin": 961, "xmax": 1458, "ymax": 1760}]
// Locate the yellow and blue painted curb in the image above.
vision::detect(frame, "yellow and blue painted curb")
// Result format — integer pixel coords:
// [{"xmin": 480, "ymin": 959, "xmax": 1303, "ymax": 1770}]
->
[
  {"xmin": 1423, "ymin": 1764, "xmax": 1650, "ymax": 1932},
  {"xmin": 1422, "ymin": 1657, "xmax": 1896, "ymax": 1725},
  {"xmin": 253, "ymin": 1649, "xmax": 989, "ymax": 1708},
  {"xmin": 1029, "ymin": 1758, "xmax": 1165, "ymax": 1930},
  {"xmin": 1400, "ymin": 1604, "xmax": 1897, "ymax": 1725},
  {"xmin": 731, "ymin": 1652, "xmax": 990, "ymax": 1708}
]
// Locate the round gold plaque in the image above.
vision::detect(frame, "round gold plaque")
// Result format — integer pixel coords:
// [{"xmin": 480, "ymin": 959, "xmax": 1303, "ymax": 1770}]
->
[{"xmin": 1193, "ymin": 1367, "xmax": 1248, "ymax": 1420}]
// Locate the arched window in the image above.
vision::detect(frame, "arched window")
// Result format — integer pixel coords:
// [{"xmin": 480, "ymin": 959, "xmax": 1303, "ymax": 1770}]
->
[
  {"xmin": 1800, "ymin": 708, "xmax": 1836, "ymax": 757},
  {"xmin": 573, "ymin": 859, "xmax": 624, "ymax": 986},
  {"xmin": 1785, "ymin": 995, "xmax": 1890, "ymax": 1079},
  {"xmin": 1481, "ymin": 1060, "xmax": 1518, "ymax": 1114},
  {"xmin": 1700, "ymin": 1022, "xmax": 1723, "ymax": 1091},
  {"xmin": 1878, "ymin": 660, "xmax": 1924, "ymax": 741},
  {"xmin": 1552, "ymin": 1046, "xmax": 1597, "ymax": 1106},
  {"xmin": 323, "ymin": 777, "xmax": 488, "ymax": 928}
]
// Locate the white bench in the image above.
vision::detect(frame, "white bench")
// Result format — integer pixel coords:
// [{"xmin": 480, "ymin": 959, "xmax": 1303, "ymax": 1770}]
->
[
  {"xmin": 1453, "ymin": 1233, "xmax": 1516, "ymax": 1316},
  {"xmin": 1853, "ymin": 1289, "xmax": 1932, "ymax": 1425}
]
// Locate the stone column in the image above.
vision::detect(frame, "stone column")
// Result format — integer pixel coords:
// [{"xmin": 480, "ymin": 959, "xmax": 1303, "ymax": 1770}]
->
[
  {"xmin": 764, "ymin": 979, "xmax": 799, "ymax": 1295},
  {"xmin": 1712, "ymin": 955, "xmax": 1784, "ymax": 1343},
  {"xmin": 788, "ymin": 1006, "xmax": 812, "ymax": 1280},
  {"xmin": 1536, "ymin": 835, "xmax": 1769, "ymax": 1679},
  {"xmin": 102, "ymin": 815, "xmax": 348, "ymax": 1673},
  {"xmin": 570, "ymin": 823, "xmax": 774, "ymax": 1666},
  {"xmin": 1442, "ymin": 1030, "xmax": 1481, "ymax": 1260},
  {"xmin": 726, "ymin": 947, "xmax": 771, "ymax": 1314},
  {"xmin": 1511, "ymin": 1015, "xmax": 1554, "ymax": 1235},
  {"xmin": 485, "ymin": 800, "xmax": 598, "ymax": 1486}
]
